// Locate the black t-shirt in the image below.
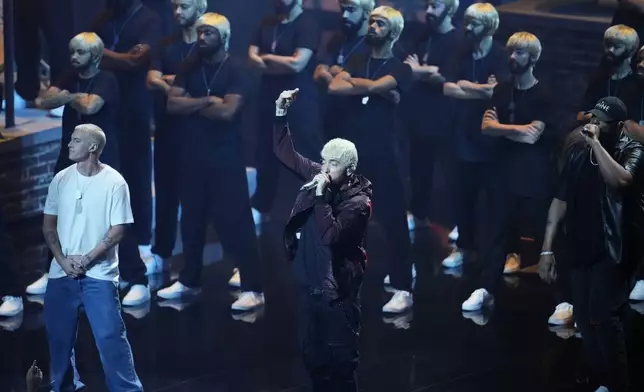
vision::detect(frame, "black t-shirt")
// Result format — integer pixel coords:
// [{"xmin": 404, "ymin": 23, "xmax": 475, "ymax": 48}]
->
[
  {"xmin": 340, "ymin": 54, "xmax": 413, "ymax": 157},
  {"xmin": 150, "ymin": 33, "xmax": 196, "ymax": 123},
  {"xmin": 320, "ymin": 30, "xmax": 370, "ymax": 68},
  {"xmin": 251, "ymin": 12, "xmax": 320, "ymax": 96},
  {"xmin": 54, "ymin": 70, "xmax": 120, "ymax": 166},
  {"xmin": 398, "ymin": 28, "xmax": 461, "ymax": 137},
  {"xmin": 488, "ymin": 80, "xmax": 561, "ymax": 198},
  {"xmin": 318, "ymin": 31, "xmax": 370, "ymax": 138},
  {"xmin": 443, "ymin": 41, "xmax": 510, "ymax": 162},
  {"xmin": 174, "ymin": 56, "xmax": 250, "ymax": 161},
  {"xmin": 581, "ymin": 66, "xmax": 641, "ymax": 114},
  {"xmin": 97, "ymin": 5, "xmax": 161, "ymax": 103}
]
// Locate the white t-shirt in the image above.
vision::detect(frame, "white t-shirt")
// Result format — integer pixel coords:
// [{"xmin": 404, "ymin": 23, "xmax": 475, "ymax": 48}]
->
[{"xmin": 44, "ymin": 164, "xmax": 134, "ymax": 282}]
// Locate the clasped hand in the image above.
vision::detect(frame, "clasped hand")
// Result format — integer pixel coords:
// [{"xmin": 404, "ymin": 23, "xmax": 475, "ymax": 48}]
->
[
  {"xmin": 311, "ymin": 173, "xmax": 331, "ymax": 196},
  {"xmin": 581, "ymin": 123, "xmax": 600, "ymax": 142},
  {"xmin": 60, "ymin": 254, "xmax": 91, "ymax": 278}
]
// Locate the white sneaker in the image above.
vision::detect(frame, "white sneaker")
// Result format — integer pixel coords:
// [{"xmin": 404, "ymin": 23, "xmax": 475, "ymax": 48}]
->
[
  {"xmin": 462, "ymin": 289, "xmax": 494, "ymax": 312},
  {"xmin": 503, "ymin": 253, "xmax": 521, "ymax": 274},
  {"xmin": 157, "ymin": 281, "xmax": 201, "ymax": 300},
  {"xmin": 595, "ymin": 386, "xmax": 609, "ymax": 392},
  {"xmin": 382, "ymin": 291, "xmax": 413, "ymax": 313},
  {"xmin": 145, "ymin": 254, "xmax": 164, "ymax": 275},
  {"xmin": 121, "ymin": 284, "xmax": 151, "ymax": 306},
  {"xmin": 548, "ymin": 302, "xmax": 574, "ymax": 326},
  {"xmin": 0, "ymin": 296, "xmax": 24, "ymax": 317},
  {"xmin": 448, "ymin": 226, "xmax": 459, "ymax": 242},
  {"xmin": 629, "ymin": 280, "xmax": 644, "ymax": 301},
  {"xmin": 228, "ymin": 268, "xmax": 241, "ymax": 288},
  {"xmin": 231, "ymin": 292, "xmax": 265, "ymax": 311},
  {"xmin": 26, "ymin": 274, "xmax": 48, "ymax": 295},
  {"xmin": 383, "ymin": 264, "xmax": 416, "ymax": 285},
  {"xmin": 442, "ymin": 249, "xmax": 463, "ymax": 268},
  {"xmin": 138, "ymin": 245, "xmax": 153, "ymax": 261}
]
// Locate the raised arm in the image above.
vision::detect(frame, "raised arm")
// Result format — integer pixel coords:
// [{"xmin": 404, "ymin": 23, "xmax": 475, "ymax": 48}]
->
[
  {"xmin": 586, "ymin": 124, "xmax": 642, "ymax": 188},
  {"xmin": 273, "ymin": 89, "xmax": 320, "ymax": 180}
]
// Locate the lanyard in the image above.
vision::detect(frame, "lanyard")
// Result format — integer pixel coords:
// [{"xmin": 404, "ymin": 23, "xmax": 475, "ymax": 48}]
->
[
  {"xmin": 337, "ymin": 36, "xmax": 366, "ymax": 66},
  {"xmin": 111, "ymin": 4, "xmax": 143, "ymax": 51},
  {"xmin": 422, "ymin": 37, "xmax": 433, "ymax": 64},
  {"xmin": 201, "ymin": 55, "xmax": 229, "ymax": 96},
  {"xmin": 365, "ymin": 56, "xmax": 391, "ymax": 79}
]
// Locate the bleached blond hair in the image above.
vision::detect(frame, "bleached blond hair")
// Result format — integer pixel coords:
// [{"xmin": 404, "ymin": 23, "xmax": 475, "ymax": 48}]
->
[
  {"xmin": 370, "ymin": 6, "xmax": 405, "ymax": 43},
  {"xmin": 428, "ymin": 0, "xmax": 460, "ymax": 17},
  {"xmin": 321, "ymin": 138, "xmax": 358, "ymax": 172},
  {"xmin": 339, "ymin": 0, "xmax": 376, "ymax": 14},
  {"xmin": 196, "ymin": 12, "xmax": 231, "ymax": 51},
  {"xmin": 604, "ymin": 24, "xmax": 640, "ymax": 56},
  {"xmin": 464, "ymin": 3, "xmax": 499, "ymax": 36},
  {"xmin": 75, "ymin": 124, "xmax": 107, "ymax": 154},
  {"xmin": 172, "ymin": 0, "xmax": 208, "ymax": 16},
  {"xmin": 69, "ymin": 33, "xmax": 104, "ymax": 66},
  {"xmin": 506, "ymin": 32, "xmax": 542, "ymax": 63}
]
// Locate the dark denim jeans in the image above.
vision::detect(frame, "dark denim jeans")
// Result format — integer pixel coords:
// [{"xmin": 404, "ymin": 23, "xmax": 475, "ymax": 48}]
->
[{"xmin": 45, "ymin": 276, "xmax": 143, "ymax": 392}]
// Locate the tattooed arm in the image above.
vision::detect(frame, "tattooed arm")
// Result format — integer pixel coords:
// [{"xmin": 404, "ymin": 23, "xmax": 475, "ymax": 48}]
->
[
  {"xmin": 43, "ymin": 214, "xmax": 66, "ymax": 263},
  {"xmin": 75, "ymin": 224, "xmax": 128, "ymax": 271}
]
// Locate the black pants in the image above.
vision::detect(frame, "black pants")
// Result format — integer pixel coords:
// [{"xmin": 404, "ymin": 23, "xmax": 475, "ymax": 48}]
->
[
  {"xmin": 179, "ymin": 151, "xmax": 262, "ymax": 292},
  {"xmin": 453, "ymin": 160, "xmax": 493, "ymax": 252},
  {"xmin": 15, "ymin": 0, "xmax": 74, "ymax": 100},
  {"xmin": 572, "ymin": 259, "xmax": 630, "ymax": 391},
  {"xmin": 151, "ymin": 117, "xmax": 180, "ymax": 259},
  {"xmin": 0, "ymin": 207, "xmax": 21, "ymax": 297},
  {"xmin": 480, "ymin": 191, "xmax": 549, "ymax": 292},
  {"xmin": 408, "ymin": 133, "xmax": 453, "ymax": 222},
  {"xmin": 252, "ymin": 89, "xmax": 322, "ymax": 213},
  {"xmin": 298, "ymin": 289, "xmax": 360, "ymax": 392},
  {"xmin": 361, "ymin": 154, "xmax": 412, "ymax": 292},
  {"xmin": 50, "ymin": 131, "xmax": 148, "ymax": 287},
  {"xmin": 117, "ymin": 98, "xmax": 153, "ymax": 246}
]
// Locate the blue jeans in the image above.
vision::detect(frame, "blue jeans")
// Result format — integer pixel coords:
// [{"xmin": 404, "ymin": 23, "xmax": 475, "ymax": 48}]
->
[{"xmin": 45, "ymin": 276, "xmax": 143, "ymax": 392}]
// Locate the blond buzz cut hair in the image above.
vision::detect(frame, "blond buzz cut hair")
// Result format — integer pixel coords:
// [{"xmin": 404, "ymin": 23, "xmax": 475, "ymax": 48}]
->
[
  {"xmin": 69, "ymin": 32, "xmax": 105, "ymax": 66},
  {"xmin": 196, "ymin": 12, "xmax": 231, "ymax": 51},
  {"xmin": 506, "ymin": 31, "xmax": 542, "ymax": 63},
  {"xmin": 75, "ymin": 124, "xmax": 107, "ymax": 155},
  {"xmin": 428, "ymin": 0, "xmax": 460, "ymax": 17},
  {"xmin": 370, "ymin": 6, "xmax": 405, "ymax": 43},
  {"xmin": 321, "ymin": 138, "xmax": 358, "ymax": 172},
  {"xmin": 464, "ymin": 3, "xmax": 499, "ymax": 36}
]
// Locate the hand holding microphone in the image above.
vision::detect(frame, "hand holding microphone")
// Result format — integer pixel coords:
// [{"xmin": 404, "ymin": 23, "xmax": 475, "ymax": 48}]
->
[
  {"xmin": 581, "ymin": 123, "xmax": 600, "ymax": 141},
  {"xmin": 275, "ymin": 88, "xmax": 299, "ymax": 116},
  {"xmin": 300, "ymin": 173, "xmax": 331, "ymax": 195}
]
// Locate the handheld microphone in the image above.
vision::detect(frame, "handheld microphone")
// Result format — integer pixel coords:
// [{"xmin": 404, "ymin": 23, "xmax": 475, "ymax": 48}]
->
[{"xmin": 300, "ymin": 180, "xmax": 318, "ymax": 191}]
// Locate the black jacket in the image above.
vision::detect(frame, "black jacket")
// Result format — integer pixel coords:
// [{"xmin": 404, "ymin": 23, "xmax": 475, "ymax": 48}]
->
[
  {"xmin": 557, "ymin": 127, "xmax": 644, "ymax": 265},
  {"xmin": 273, "ymin": 116, "xmax": 373, "ymax": 300}
]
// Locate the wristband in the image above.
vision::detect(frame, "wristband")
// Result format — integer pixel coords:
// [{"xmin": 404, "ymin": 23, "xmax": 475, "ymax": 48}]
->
[
  {"xmin": 276, "ymin": 107, "xmax": 287, "ymax": 117},
  {"xmin": 540, "ymin": 251, "xmax": 554, "ymax": 256}
]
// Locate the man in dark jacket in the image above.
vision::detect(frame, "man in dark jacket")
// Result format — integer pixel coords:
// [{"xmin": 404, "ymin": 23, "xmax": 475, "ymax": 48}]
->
[
  {"xmin": 274, "ymin": 89, "xmax": 372, "ymax": 392},
  {"xmin": 539, "ymin": 96, "xmax": 644, "ymax": 392}
]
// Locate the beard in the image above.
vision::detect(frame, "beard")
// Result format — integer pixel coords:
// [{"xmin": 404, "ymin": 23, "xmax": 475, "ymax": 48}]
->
[
  {"xmin": 509, "ymin": 59, "xmax": 531, "ymax": 75},
  {"xmin": 425, "ymin": 10, "xmax": 447, "ymax": 34},
  {"xmin": 198, "ymin": 42, "xmax": 222, "ymax": 57},
  {"xmin": 72, "ymin": 60, "xmax": 92, "ymax": 73},
  {"xmin": 603, "ymin": 51, "xmax": 630, "ymax": 67},
  {"xmin": 365, "ymin": 31, "xmax": 388, "ymax": 47},
  {"xmin": 341, "ymin": 18, "xmax": 363, "ymax": 37},
  {"xmin": 274, "ymin": 1, "xmax": 296, "ymax": 15}
]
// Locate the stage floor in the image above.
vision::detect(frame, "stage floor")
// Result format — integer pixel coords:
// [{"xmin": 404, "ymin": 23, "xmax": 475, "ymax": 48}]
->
[{"xmin": 2, "ymin": 168, "xmax": 644, "ymax": 392}]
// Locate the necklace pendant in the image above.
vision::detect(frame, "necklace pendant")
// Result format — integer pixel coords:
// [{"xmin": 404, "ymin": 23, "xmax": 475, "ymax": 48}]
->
[
  {"xmin": 76, "ymin": 200, "xmax": 83, "ymax": 214},
  {"xmin": 75, "ymin": 190, "xmax": 82, "ymax": 200},
  {"xmin": 206, "ymin": 88, "xmax": 211, "ymax": 96},
  {"xmin": 337, "ymin": 54, "xmax": 344, "ymax": 66},
  {"xmin": 509, "ymin": 112, "xmax": 515, "ymax": 123},
  {"xmin": 271, "ymin": 41, "xmax": 277, "ymax": 53},
  {"xmin": 362, "ymin": 96, "xmax": 369, "ymax": 105},
  {"xmin": 422, "ymin": 53, "xmax": 428, "ymax": 64}
]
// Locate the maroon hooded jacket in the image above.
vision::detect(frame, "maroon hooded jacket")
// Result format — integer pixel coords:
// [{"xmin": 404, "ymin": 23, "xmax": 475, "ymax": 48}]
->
[{"xmin": 274, "ymin": 116, "xmax": 372, "ymax": 300}]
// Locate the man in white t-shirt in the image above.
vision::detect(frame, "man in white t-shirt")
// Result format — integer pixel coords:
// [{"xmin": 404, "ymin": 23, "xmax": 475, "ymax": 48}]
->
[{"xmin": 43, "ymin": 123, "xmax": 143, "ymax": 392}]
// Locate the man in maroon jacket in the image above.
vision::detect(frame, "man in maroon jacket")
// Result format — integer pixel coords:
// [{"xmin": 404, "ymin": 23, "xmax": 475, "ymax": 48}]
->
[{"xmin": 274, "ymin": 89, "xmax": 372, "ymax": 392}]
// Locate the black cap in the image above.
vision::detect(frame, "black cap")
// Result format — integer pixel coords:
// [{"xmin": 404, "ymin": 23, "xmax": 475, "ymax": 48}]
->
[{"xmin": 586, "ymin": 96, "xmax": 628, "ymax": 123}]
